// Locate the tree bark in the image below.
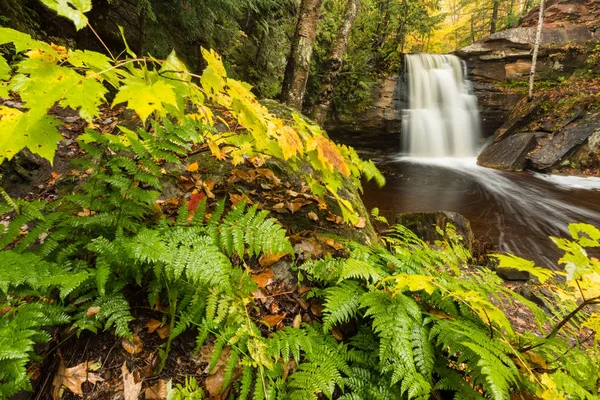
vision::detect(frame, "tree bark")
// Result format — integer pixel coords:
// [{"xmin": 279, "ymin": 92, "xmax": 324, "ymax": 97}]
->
[
  {"xmin": 310, "ymin": 0, "xmax": 361, "ymax": 125},
  {"xmin": 490, "ymin": 0, "xmax": 499, "ymax": 34},
  {"xmin": 528, "ymin": 0, "xmax": 545, "ymax": 101},
  {"xmin": 280, "ymin": 0, "xmax": 323, "ymax": 111}
]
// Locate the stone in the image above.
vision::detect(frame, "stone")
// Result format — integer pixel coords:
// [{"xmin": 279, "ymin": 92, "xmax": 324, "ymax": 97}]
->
[
  {"xmin": 395, "ymin": 211, "xmax": 474, "ymax": 251},
  {"xmin": 477, "ymin": 132, "xmax": 537, "ymax": 171},
  {"xmin": 496, "ymin": 268, "xmax": 531, "ymax": 281},
  {"xmin": 505, "ymin": 60, "xmax": 532, "ymax": 80},
  {"xmin": 528, "ymin": 112, "xmax": 600, "ymax": 170}
]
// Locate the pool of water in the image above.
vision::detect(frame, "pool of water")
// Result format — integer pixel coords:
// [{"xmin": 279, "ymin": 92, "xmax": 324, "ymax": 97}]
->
[{"xmin": 359, "ymin": 155, "xmax": 600, "ymax": 269}]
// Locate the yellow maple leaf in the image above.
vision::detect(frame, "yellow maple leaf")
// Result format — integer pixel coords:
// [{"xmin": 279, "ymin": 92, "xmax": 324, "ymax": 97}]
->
[
  {"xmin": 307, "ymin": 136, "xmax": 350, "ymax": 176},
  {"xmin": 277, "ymin": 125, "xmax": 303, "ymax": 160}
]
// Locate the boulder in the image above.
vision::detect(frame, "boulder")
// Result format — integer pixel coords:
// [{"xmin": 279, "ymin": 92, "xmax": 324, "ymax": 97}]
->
[
  {"xmin": 477, "ymin": 132, "xmax": 537, "ymax": 171},
  {"xmin": 395, "ymin": 211, "xmax": 474, "ymax": 251},
  {"xmin": 529, "ymin": 111, "xmax": 600, "ymax": 170}
]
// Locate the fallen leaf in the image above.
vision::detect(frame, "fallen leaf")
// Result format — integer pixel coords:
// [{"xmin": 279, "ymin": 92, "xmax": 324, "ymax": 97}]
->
[
  {"xmin": 156, "ymin": 324, "xmax": 170, "ymax": 340},
  {"xmin": 257, "ymin": 168, "xmax": 281, "ymax": 185},
  {"xmin": 122, "ymin": 362, "xmax": 142, "ymax": 400},
  {"xmin": 292, "ymin": 314, "xmax": 302, "ymax": 329},
  {"xmin": 331, "ymin": 326, "xmax": 344, "ymax": 341},
  {"xmin": 146, "ymin": 319, "xmax": 162, "ymax": 334},
  {"xmin": 229, "ymin": 193, "xmax": 250, "ymax": 207},
  {"xmin": 272, "ymin": 202, "xmax": 287, "ymax": 213},
  {"xmin": 252, "ymin": 270, "xmax": 274, "ymax": 289},
  {"xmin": 319, "ymin": 236, "xmax": 343, "ymax": 251},
  {"xmin": 48, "ymin": 171, "xmax": 61, "ymax": 185},
  {"xmin": 259, "ymin": 252, "xmax": 287, "ymax": 268},
  {"xmin": 354, "ymin": 217, "xmax": 366, "ymax": 229},
  {"xmin": 52, "ymin": 360, "xmax": 104, "ymax": 399},
  {"xmin": 187, "ymin": 162, "xmax": 199, "ymax": 172},
  {"xmin": 294, "ymin": 238, "xmax": 324, "ymax": 257},
  {"xmin": 307, "ymin": 211, "xmax": 319, "ymax": 222},
  {"xmin": 310, "ymin": 300, "xmax": 322, "ymax": 317},
  {"xmin": 187, "ymin": 190, "xmax": 206, "ymax": 214},
  {"xmin": 86, "ymin": 306, "xmax": 100, "ymax": 317},
  {"xmin": 77, "ymin": 208, "xmax": 95, "ymax": 217},
  {"xmin": 253, "ymin": 290, "xmax": 267, "ymax": 302},
  {"xmin": 145, "ymin": 379, "xmax": 168, "ymax": 400},
  {"xmin": 205, "ymin": 366, "xmax": 226, "ymax": 397},
  {"xmin": 262, "ymin": 313, "xmax": 286, "ymax": 327},
  {"xmin": 122, "ymin": 335, "xmax": 143, "ymax": 354},
  {"xmin": 287, "ymin": 199, "xmax": 307, "ymax": 214}
]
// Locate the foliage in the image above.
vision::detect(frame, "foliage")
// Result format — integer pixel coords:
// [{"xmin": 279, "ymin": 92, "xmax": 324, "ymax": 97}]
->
[{"xmin": 0, "ymin": 5, "xmax": 599, "ymax": 400}]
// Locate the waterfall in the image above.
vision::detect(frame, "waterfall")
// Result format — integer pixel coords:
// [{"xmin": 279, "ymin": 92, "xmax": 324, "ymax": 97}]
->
[{"xmin": 403, "ymin": 54, "xmax": 481, "ymax": 157}]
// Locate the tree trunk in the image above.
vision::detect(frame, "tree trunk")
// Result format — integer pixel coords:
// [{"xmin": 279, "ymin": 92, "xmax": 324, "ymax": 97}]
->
[
  {"xmin": 490, "ymin": 0, "xmax": 499, "ymax": 34},
  {"xmin": 528, "ymin": 0, "xmax": 545, "ymax": 101},
  {"xmin": 310, "ymin": 0, "xmax": 361, "ymax": 125},
  {"xmin": 280, "ymin": 0, "xmax": 323, "ymax": 111}
]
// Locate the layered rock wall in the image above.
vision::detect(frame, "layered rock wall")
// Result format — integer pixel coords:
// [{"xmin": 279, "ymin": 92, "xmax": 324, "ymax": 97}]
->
[{"xmin": 458, "ymin": 0, "xmax": 600, "ymax": 136}]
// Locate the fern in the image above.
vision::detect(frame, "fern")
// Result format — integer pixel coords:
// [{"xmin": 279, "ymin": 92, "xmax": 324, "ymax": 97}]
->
[{"xmin": 322, "ymin": 280, "xmax": 365, "ymax": 331}]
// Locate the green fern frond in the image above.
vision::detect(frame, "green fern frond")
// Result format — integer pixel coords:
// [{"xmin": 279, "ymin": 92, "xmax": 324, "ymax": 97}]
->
[{"xmin": 322, "ymin": 280, "xmax": 365, "ymax": 331}]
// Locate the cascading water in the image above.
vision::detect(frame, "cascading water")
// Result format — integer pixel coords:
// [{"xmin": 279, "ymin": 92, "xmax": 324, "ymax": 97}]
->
[{"xmin": 403, "ymin": 54, "xmax": 481, "ymax": 157}]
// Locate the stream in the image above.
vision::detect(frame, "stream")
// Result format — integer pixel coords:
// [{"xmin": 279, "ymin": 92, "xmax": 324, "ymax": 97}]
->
[{"xmin": 359, "ymin": 154, "xmax": 600, "ymax": 269}]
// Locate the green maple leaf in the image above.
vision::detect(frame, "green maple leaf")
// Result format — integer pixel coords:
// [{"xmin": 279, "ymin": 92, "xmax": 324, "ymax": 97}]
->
[
  {"xmin": 39, "ymin": 0, "xmax": 92, "ymax": 31},
  {"xmin": 0, "ymin": 28, "xmax": 57, "ymax": 54},
  {"xmin": 0, "ymin": 56, "xmax": 10, "ymax": 80},
  {"xmin": 112, "ymin": 76, "xmax": 178, "ymax": 123},
  {"xmin": 11, "ymin": 58, "xmax": 106, "ymax": 121},
  {"xmin": 59, "ymin": 77, "xmax": 107, "ymax": 121},
  {"xmin": 0, "ymin": 107, "xmax": 63, "ymax": 163}
]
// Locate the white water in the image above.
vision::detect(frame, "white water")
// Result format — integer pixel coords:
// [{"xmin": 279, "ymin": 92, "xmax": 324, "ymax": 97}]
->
[{"xmin": 403, "ymin": 54, "xmax": 480, "ymax": 157}]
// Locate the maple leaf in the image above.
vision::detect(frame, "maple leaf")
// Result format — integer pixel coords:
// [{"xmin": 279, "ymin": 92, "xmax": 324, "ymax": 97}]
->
[
  {"xmin": 0, "ymin": 56, "xmax": 10, "ymax": 80},
  {"xmin": 112, "ymin": 76, "xmax": 178, "ymax": 123},
  {"xmin": 0, "ymin": 106, "xmax": 62, "ymax": 163},
  {"xmin": 51, "ymin": 360, "xmax": 104, "ymax": 399},
  {"xmin": 39, "ymin": 0, "xmax": 92, "ymax": 30},
  {"xmin": 277, "ymin": 125, "xmax": 303, "ymax": 160},
  {"xmin": 307, "ymin": 136, "xmax": 350, "ymax": 177},
  {"xmin": 12, "ymin": 58, "xmax": 106, "ymax": 121},
  {"xmin": 0, "ymin": 28, "xmax": 57, "ymax": 54},
  {"xmin": 122, "ymin": 362, "xmax": 142, "ymax": 400},
  {"xmin": 159, "ymin": 50, "xmax": 191, "ymax": 83}
]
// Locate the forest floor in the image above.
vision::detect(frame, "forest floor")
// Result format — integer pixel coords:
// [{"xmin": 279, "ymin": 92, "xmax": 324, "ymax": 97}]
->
[{"xmin": 0, "ymin": 101, "xmax": 570, "ymax": 400}]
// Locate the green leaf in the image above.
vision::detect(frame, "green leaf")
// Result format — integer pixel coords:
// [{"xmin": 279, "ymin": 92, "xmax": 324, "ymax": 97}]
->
[
  {"xmin": 491, "ymin": 253, "xmax": 554, "ymax": 283},
  {"xmin": 0, "ymin": 107, "xmax": 62, "ymax": 163},
  {"xmin": 113, "ymin": 76, "xmax": 178, "ymax": 123},
  {"xmin": 0, "ymin": 56, "xmax": 10, "ymax": 80},
  {"xmin": 0, "ymin": 28, "xmax": 57, "ymax": 54},
  {"xmin": 160, "ymin": 50, "xmax": 190, "ymax": 82},
  {"xmin": 11, "ymin": 59, "xmax": 106, "ymax": 121},
  {"xmin": 39, "ymin": 0, "xmax": 91, "ymax": 30}
]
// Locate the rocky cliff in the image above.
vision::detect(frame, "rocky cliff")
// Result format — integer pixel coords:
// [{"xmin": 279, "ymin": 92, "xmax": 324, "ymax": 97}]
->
[
  {"xmin": 458, "ymin": 0, "xmax": 600, "ymax": 136},
  {"xmin": 459, "ymin": 0, "xmax": 600, "ymax": 173}
]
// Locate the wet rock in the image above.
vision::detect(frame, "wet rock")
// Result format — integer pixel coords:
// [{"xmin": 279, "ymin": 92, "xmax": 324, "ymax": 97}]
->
[
  {"xmin": 395, "ymin": 211, "xmax": 474, "ymax": 251},
  {"xmin": 271, "ymin": 260, "xmax": 297, "ymax": 287},
  {"xmin": 529, "ymin": 112, "xmax": 600, "ymax": 170},
  {"xmin": 0, "ymin": 149, "xmax": 53, "ymax": 198},
  {"xmin": 477, "ymin": 132, "xmax": 537, "ymax": 171},
  {"xmin": 324, "ymin": 75, "xmax": 402, "ymax": 135},
  {"xmin": 495, "ymin": 268, "xmax": 531, "ymax": 281}
]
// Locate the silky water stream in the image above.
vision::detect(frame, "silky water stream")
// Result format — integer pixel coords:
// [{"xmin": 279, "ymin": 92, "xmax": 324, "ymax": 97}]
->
[{"xmin": 349, "ymin": 54, "xmax": 600, "ymax": 268}]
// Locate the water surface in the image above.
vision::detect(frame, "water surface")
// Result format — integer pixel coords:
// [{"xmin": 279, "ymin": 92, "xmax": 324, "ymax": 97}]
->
[{"xmin": 360, "ymin": 156, "xmax": 600, "ymax": 269}]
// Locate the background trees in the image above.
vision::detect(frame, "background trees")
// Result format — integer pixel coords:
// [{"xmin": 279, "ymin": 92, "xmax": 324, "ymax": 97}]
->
[{"xmin": 0, "ymin": 0, "xmax": 541, "ymax": 122}]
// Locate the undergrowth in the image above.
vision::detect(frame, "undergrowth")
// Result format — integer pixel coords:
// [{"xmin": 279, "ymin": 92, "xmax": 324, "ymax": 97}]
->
[{"xmin": 0, "ymin": 2, "xmax": 599, "ymax": 399}]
